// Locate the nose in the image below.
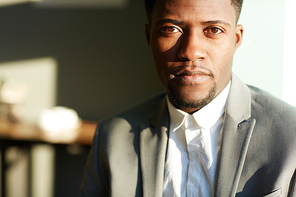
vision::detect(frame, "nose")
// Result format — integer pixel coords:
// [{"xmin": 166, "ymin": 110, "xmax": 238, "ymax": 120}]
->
[{"xmin": 177, "ymin": 32, "xmax": 206, "ymax": 61}]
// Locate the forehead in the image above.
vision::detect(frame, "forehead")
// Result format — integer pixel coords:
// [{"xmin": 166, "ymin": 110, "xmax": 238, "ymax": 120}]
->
[{"xmin": 151, "ymin": 0, "xmax": 236, "ymax": 25}]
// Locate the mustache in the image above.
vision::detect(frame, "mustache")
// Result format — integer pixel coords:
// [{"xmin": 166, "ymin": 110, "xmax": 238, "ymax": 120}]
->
[{"xmin": 170, "ymin": 65, "xmax": 214, "ymax": 77}]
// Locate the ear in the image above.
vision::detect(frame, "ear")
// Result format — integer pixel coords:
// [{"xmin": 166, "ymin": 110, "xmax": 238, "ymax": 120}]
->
[
  {"xmin": 145, "ymin": 24, "xmax": 151, "ymax": 46},
  {"xmin": 235, "ymin": 24, "xmax": 244, "ymax": 51}
]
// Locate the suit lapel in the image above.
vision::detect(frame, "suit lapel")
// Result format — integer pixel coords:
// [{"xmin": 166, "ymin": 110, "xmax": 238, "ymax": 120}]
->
[
  {"xmin": 215, "ymin": 74, "xmax": 256, "ymax": 197},
  {"xmin": 139, "ymin": 98, "xmax": 169, "ymax": 197},
  {"xmin": 215, "ymin": 115, "xmax": 256, "ymax": 197}
]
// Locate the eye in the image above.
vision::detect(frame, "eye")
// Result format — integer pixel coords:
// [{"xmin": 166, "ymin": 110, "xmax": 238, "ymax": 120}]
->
[
  {"xmin": 204, "ymin": 27, "xmax": 224, "ymax": 37},
  {"xmin": 209, "ymin": 27, "xmax": 222, "ymax": 34},
  {"xmin": 160, "ymin": 26, "xmax": 182, "ymax": 34}
]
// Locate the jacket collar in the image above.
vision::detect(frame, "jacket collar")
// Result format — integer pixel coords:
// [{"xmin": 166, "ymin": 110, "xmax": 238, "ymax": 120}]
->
[
  {"xmin": 226, "ymin": 73, "xmax": 252, "ymax": 123},
  {"xmin": 214, "ymin": 73, "xmax": 256, "ymax": 197},
  {"xmin": 140, "ymin": 97, "xmax": 170, "ymax": 197}
]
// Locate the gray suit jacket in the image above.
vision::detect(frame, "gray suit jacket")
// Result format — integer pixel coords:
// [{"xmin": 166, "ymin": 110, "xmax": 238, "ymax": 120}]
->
[{"xmin": 80, "ymin": 74, "xmax": 296, "ymax": 197}]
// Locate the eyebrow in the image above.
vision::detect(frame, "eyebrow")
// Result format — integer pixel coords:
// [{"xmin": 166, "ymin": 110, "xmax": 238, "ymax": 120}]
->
[
  {"xmin": 156, "ymin": 19, "xmax": 231, "ymax": 27},
  {"xmin": 156, "ymin": 19, "xmax": 185, "ymax": 26},
  {"xmin": 201, "ymin": 20, "xmax": 231, "ymax": 27}
]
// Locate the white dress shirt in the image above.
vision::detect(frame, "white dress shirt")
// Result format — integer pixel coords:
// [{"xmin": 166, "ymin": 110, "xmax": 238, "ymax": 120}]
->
[{"xmin": 163, "ymin": 82, "xmax": 231, "ymax": 197}]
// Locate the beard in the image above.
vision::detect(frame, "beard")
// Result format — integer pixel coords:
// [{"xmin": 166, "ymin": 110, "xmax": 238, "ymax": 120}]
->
[{"xmin": 168, "ymin": 82, "xmax": 217, "ymax": 111}]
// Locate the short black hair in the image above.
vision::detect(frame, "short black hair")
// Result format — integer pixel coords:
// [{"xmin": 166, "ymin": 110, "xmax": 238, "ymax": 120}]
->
[{"xmin": 145, "ymin": 0, "xmax": 243, "ymax": 24}]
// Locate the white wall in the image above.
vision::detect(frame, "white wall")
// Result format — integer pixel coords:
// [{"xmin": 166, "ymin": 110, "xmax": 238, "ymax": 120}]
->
[
  {"xmin": 282, "ymin": 0, "xmax": 296, "ymax": 107},
  {"xmin": 233, "ymin": 0, "xmax": 285, "ymax": 99}
]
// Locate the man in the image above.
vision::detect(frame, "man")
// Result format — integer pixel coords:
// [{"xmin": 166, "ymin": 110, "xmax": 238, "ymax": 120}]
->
[{"xmin": 80, "ymin": 0, "xmax": 296, "ymax": 196}]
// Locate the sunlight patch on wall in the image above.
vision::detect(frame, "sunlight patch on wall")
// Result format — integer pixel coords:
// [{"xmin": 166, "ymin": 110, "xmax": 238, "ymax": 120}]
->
[
  {"xmin": 34, "ymin": 0, "xmax": 129, "ymax": 8},
  {"xmin": 0, "ymin": 0, "xmax": 129, "ymax": 8},
  {"xmin": 0, "ymin": 0, "xmax": 39, "ymax": 7},
  {"xmin": 0, "ymin": 57, "xmax": 57, "ymax": 123},
  {"xmin": 283, "ymin": 0, "xmax": 296, "ymax": 107}
]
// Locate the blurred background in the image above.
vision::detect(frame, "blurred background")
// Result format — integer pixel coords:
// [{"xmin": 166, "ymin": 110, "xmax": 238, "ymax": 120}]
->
[{"xmin": 0, "ymin": 0, "xmax": 295, "ymax": 196}]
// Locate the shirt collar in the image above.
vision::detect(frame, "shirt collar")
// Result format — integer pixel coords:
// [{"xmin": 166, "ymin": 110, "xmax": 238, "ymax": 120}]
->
[{"xmin": 167, "ymin": 81, "xmax": 231, "ymax": 131}]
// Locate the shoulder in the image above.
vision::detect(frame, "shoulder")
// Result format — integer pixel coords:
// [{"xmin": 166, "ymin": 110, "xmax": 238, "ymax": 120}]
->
[
  {"xmin": 92, "ymin": 92, "xmax": 167, "ymax": 154},
  {"xmin": 98, "ymin": 92, "xmax": 167, "ymax": 131},
  {"xmin": 248, "ymin": 85, "xmax": 296, "ymax": 145},
  {"xmin": 248, "ymin": 85, "xmax": 296, "ymax": 118}
]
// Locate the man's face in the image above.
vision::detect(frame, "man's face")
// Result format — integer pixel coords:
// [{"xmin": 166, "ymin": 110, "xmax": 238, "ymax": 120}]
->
[{"xmin": 145, "ymin": 0, "xmax": 243, "ymax": 113}]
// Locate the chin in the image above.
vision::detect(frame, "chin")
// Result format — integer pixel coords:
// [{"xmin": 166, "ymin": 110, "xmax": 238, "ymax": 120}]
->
[{"xmin": 168, "ymin": 83, "xmax": 217, "ymax": 110}]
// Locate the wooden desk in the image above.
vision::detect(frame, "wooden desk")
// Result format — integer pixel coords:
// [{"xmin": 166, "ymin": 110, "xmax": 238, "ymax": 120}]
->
[
  {"xmin": 0, "ymin": 119, "xmax": 97, "ymax": 145},
  {"xmin": 0, "ymin": 119, "xmax": 97, "ymax": 197}
]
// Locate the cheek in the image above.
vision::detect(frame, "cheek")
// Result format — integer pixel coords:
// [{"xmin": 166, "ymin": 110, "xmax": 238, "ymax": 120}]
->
[
  {"xmin": 151, "ymin": 38, "xmax": 180, "ymax": 85},
  {"xmin": 211, "ymin": 38, "xmax": 236, "ymax": 66},
  {"xmin": 150, "ymin": 48, "xmax": 170, "ymax": 88},
  {"xmin": 208, "ymin": 41, "xmax": 235, "ymax": 83},
  {"xmin": 151, "ymin": 35, "xmax": 180, "ymax": 59},
  {"xmin": 153, "ymin": 63, "xmax": 170, "ymax": 90}
]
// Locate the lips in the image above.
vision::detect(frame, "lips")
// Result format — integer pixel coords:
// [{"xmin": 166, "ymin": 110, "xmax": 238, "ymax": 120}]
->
[{"xmin": 169, "ymin": 66, "xmax": 213, "ymax": 83}]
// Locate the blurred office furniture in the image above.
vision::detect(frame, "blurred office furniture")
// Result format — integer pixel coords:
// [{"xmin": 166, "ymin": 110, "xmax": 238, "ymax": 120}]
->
[{"xmin": 0, "ymin": 119, "xmax": 97, "ymax": 197}]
